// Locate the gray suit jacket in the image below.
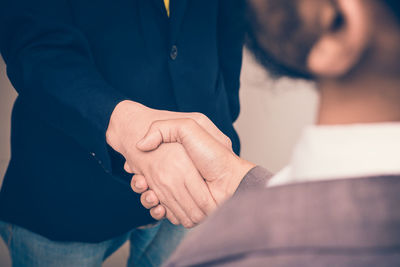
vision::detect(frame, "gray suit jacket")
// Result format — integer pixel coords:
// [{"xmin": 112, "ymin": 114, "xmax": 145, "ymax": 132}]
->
[{"xmin": 164, "ymin": 167, "xmax": 400, "ymax": 267}]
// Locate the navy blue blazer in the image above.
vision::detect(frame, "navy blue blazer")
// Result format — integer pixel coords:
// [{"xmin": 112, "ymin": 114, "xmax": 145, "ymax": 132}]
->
[{"xmin": 0, "ymin": 0, "xmax": 244, "ymax": 242}]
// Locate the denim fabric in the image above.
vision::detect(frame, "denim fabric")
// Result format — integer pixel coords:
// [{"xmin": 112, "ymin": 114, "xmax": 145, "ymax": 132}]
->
[
  {"xmin": 0, "ymin": 220, "xmax": 186, "ymax": 267},
  {"xmin": 129, "ymin": 221, "xmax": 187, "ymax": 266}
]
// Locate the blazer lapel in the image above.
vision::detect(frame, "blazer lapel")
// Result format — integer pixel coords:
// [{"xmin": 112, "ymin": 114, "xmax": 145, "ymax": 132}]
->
[
  {"xmin": 138, "ymin": 0, "xmax": 169, "ymax": 49},
  {"xmin": 169, "ymin": 0, "xmax": 188, "ymax": 45}
]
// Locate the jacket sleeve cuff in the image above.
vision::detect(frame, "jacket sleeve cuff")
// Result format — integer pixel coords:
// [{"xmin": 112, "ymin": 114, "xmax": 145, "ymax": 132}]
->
[{"xmin": 235, "ymin": 166, "xmax": 272, "ymax": 195}]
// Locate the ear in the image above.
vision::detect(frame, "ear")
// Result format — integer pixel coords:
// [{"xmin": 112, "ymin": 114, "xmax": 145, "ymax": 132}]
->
[{"xmin": 307, "ymin": 0, "xmax": 371, "ymax": 77}]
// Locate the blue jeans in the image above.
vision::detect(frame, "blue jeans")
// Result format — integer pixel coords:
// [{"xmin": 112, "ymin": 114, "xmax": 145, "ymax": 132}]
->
[{"xmin": 0, "ymin": 220, "xmax": 186, "ymax": 267}]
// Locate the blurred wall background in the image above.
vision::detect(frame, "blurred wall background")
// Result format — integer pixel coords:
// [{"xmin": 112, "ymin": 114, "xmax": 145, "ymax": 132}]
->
[
  {"xmin": 235, "ymin": 50, "xmax": 318, "ymax": 172},
  {"xmin": 0, "ymin": 50, "xmax": 318, "ymax": 266}
]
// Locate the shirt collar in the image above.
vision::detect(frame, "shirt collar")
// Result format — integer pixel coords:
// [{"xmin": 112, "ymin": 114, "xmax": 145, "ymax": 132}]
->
[{"xmin": 268, "ymin": 123, "xmax": 400, "ymax": 187}]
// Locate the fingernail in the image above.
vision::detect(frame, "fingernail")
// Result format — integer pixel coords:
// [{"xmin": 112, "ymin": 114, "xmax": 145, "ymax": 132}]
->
[
  {"xmin": 135, "ymin": 181, "xmax": 143, "ymax": 189},
  {"xmin": 146, "ymin": 195, "xmax": 153, "ymax": 203},
  {"xmin": 154, "ymin": 207, "xmax": 161, "ymax": 215}
]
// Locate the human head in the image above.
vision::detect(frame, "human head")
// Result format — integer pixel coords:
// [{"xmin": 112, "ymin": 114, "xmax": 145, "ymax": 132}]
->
[{"xmin": 246, "ymin": 0, "xmax": 400, "ymax": 81}]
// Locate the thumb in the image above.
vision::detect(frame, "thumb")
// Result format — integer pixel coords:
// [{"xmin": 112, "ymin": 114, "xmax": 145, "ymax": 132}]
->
[
  {"xmin": 136, "ymin": 128, "xmax": 164, "ymax": 151},
  {"xmin": 137, "ymin": 119, "xmax": 187, "ymax": 151}
]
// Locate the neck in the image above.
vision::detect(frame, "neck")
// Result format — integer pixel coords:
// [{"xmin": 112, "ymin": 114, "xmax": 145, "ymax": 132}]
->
[{"xmin": 317, "ymin": 75, "xmax": 400, "ymax": 125}]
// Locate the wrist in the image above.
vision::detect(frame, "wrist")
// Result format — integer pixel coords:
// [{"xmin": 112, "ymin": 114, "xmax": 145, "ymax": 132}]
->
[
  {"xmin": 106, "ymin": 100, "xmax": 149, "ymax": 154},
  {"xmin": 226, "ymin": 155, "xmax": 256, "ymax": 197}
]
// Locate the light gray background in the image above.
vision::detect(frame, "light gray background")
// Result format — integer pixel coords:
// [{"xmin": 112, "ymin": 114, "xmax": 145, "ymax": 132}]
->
[{"xmin": 0, "ymin": 50, "xmax": 318, "ymax": 266}]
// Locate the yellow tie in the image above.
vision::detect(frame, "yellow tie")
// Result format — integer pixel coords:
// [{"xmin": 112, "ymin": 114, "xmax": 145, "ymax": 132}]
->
[{"xmin": 164, "ymin": 0, "xmax": 170, "ymax": 17}]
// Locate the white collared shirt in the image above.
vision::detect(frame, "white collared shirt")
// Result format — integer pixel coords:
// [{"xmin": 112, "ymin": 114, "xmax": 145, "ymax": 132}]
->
[{"xmin": 268, "ymin": 123, "xmax": 400, "ymax": 187}]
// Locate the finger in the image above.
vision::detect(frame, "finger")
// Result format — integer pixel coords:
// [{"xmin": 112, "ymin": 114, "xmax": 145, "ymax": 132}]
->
[
  {"xmin": 137, "ymin": 118, "xmax": 230, "ymax": 155},
  {"xmin": 164, "ymin": 206, "xmax": 180, "ymax": 225},
  {"xmin": 137, "ymin": 115, "xmax": 232, "ymax": 153},
  {"xmin": 140, "ymin": 190, "xmax": 160, "ymax": 209},
  {"xmin": 166, "ymin": 182, "xmax": 206, "ymax": 227},
  {"xmin": 130, "ymin": 174, "xmax": 149, "ymax": 193},
  {"xmin": 124, "ymin": 161, "xmax": 133, "ymax": 173},
  {"xmin": 150, "ymin": 205, "xmax": 166, "ymax": 220},
  {"xmin": 137, "ymin": 120, "xmax": 231, "ymax": 180},
  {"xmin": 136, "ymin": 129, "xmax": 165, "ymax": 151},
  {"xmin": 157, "ymin": 187, "xmax": 198, "ymax": 228},
  {"xmin": 184, "ymin": 167, "xmax": 218, "ymax": 216},
  {"xmin": 136, "ymin": 119, "xmax": 199, "ymax": 152},
  {"xmin": 134, "ymin": 169, "xmax": 195, "ymax": 227}
]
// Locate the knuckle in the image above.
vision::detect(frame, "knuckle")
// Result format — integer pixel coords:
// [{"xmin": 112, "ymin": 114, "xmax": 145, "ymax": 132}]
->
[
  {"xmin": 191, "ymin": 112, "xmax": 202, "ymax": 119},
  {"xmin": 180, "ymin": 119, "xmax": 199, "ymax": 136},
  {"xmin": 155, "ymin": 193, "xmax": 166, "ymax": 204},
  {"xmin": 192, "ymin": 112, "xmax": 207, "ymax": 123},
  {"xmin": 150, "ymin": 188, "xmax": 164, "ymax": 203},
  {"xmin": 197, "ymin": 196, "xmax": 211, "ymax": 210},
  {"xmin": 225, "ymin": 136, "xmax": 233, "ymax": 149},
  {"xmin": 150, "ymin": 120, "xmax": 163, "ymax": 129},
  {"xmin": 181, "ymin": 118, "xmax": 196, "ymax": 129}
]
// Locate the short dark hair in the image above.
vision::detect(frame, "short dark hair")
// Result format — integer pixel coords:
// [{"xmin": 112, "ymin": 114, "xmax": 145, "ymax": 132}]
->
[
  {"xmin": 245, "ymin": 0, "xmax": 400, "ymax": 80},
  {"xmin": 244, "ymin": 1, "xmax": 314, "ymax": 80}
]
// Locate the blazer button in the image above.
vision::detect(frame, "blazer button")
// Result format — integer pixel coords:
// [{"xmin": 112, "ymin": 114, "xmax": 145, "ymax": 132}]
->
[{"xmin": 170, "ymin": 45, "xmax": 178, "ymax": 60}]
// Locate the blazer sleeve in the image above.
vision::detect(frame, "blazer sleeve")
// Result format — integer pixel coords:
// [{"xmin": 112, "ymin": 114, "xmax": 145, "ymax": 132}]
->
[
  {"xmin": 217, "ymin": 0, "xmax": 245, "ymax": 122},
  {"xmin": 0, "ymin": 0, "xmax": 128, "ymax": 172},
  {"xmin": 164, "ymin": 166, "xmax": 272, "ymax": 267}
]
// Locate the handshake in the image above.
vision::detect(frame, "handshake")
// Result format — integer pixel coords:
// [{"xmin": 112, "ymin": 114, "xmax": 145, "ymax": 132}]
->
[{"xmin": 107, "ymin": 100, "xmax": 255, "ymax": 228}]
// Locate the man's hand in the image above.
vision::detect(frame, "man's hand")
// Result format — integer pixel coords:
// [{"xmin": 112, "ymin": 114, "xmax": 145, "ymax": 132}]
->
[
  {"xmin": 134, "ymin": 118, "xmax": 256, "ymax": 220},
  {"xmin": 129, "ymin": 143, "xmax": 217, "ymax": 227},
  {"xmin": 106, "ymin": 100, "xmax": 232, "ymax": 227}
]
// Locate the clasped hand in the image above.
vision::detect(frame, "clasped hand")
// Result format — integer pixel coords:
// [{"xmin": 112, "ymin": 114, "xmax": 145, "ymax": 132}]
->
[
  {"xmin": 107, "ymin": 101, "xmax": 253, "ymax": 228},
  {"xmin": 132, "ymin": 118, "xmax": 255, "ymax": 227}
]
